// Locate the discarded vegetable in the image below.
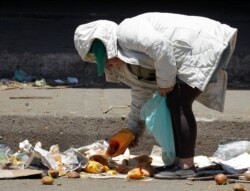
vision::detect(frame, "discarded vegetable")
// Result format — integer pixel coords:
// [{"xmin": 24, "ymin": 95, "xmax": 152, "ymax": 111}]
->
[
  {"xmin": 127, "ymin": 168, "xmax": 144, "ymax": 179},
  {"xmin": 233, "ymin": 183, "xmax": 245, "ymax": 191},
  {"xmin": 127, "ymin": 167, "xmax": 151, "ymax": 179},
  {"xmin": 41, "ymin": 176, "xmax": 54, "ymax": 185},
  {"xmin": 214, "ymin": 173, "xmax": 227, "ymax": 185},
  {"xmin": 85, "ymin": 160, "xmax": 105, "ymax": 173},
  {"xmin": 66, "ymin": 171, "xmax": 80, "ymax": 178}
]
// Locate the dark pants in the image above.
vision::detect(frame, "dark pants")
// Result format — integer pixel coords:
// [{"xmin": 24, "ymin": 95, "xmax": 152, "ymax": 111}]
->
[{"xmin": 167, "ymin": 83, "xmax": 201, "ymax": 158}]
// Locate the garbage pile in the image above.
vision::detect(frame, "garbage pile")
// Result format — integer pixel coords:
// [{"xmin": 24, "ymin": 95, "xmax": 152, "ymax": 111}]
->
[
  {"xmin": 1, "ymin": 140, "xmax": 250, "ymax": 186},
  {"xmin": 0, "ymin": 68, "xmax": 81, "ymax": 90},
  {"xmin": 0, "ymin": 140, "xmax": 155, "ymax": 182}
]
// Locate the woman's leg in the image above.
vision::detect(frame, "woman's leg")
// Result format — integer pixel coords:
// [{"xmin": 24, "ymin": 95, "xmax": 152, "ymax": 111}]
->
[{"xmin": 167, "ymin": 83, "xmax": 201, "ymax": 169}]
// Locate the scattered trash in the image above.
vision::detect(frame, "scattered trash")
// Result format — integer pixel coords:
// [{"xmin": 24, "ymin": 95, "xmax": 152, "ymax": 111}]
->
[
  {"xmin": 211, "ymin": 141, "xmax": 250, "ymax": 174},
  {"xmin": 0, "ymin": 144, "xmax": 12, "ymax": 165},
  {"xmin": 19, "ymin": 139, "xmax": 33, "ymax": 153},
  {"xmin": 217, "ymin": 153, "xmax": 250, "ymax": 174},
  {"xmin": 194, "ymin": 155, "xmax": 217, "ymax": 169},
  {"xmin": 0, "ymin": 79, "xmax": 11, "ymax": 84},
  {"xmin": 54, "ymin": 79, "xmax": 65, "ymax": 84},
  {"xmin": 0, "ymin": 75, "xmax": 83, "ymax": 90},
  {"xmin": 1, "ymin": 139, "xmax": 250, "ymax": 183},
  {"xmin": 0, "ymin": 80, "xmax": 32, "ymax": 90},
  {"xmin": 103, "ymin": 105, "xmax": 130, "ymax": 114},
  {"xmin": 67, "ymin": 77, "xmax": 78, "ymax": 84},
  {"xmin": 212, "ymin": 141, "xmax": 250, "ymax": 161},
  {"xmin": 0, "ymin": 139, "xmax": 152, "ymax": 180},
  {"xmin": 0, "ymin": 169, "xmax": 43, "ymax": 179},
  {"xmin": 35, "ymin": 79, "xmax": 46, "ymax": 87},
  {"xmin": 13, "ymin": 68, "xmax": 37, "ymax": 83}
]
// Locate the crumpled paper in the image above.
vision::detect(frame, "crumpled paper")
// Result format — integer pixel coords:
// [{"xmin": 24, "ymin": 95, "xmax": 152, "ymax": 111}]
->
[
  {"xmin": 16, "ymin": 139, "xmax": 131, "ymax": 176},
  {"xmin": 16, "ymin": 140, "xmax": 88, "ymax": 176},
  {"xmin": 26, "ymin": 144, "xmax": 58, "ymax": 170}
]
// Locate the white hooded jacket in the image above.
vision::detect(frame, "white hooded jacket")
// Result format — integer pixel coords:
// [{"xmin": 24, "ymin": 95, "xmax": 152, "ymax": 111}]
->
[
  {"xmin": 117, "ymin": 13, "xmax": 237, "ymax": 90},
  {"xmin": 74, "ymin": 13, "xmax": 237, "ymax": 136},
  {"xmin": 74, "ymin": 20, "xmax": 118, "ymax": 61}
]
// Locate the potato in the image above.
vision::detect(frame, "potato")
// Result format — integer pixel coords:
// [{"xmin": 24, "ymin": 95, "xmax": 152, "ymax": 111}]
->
[
  {"xmin": 66, "ymin": 171, "xmax": 80, "ymax": 178},
  {"xmin": 233, "ymin": 183, "xmax": 245, "ymax": 191},
  {"xmin": 41, "ymin": 176, "xmax": 54, "ymax": 185},
  {"xmin": 214, "ymin": 173, "xmax": 227, "ymax": 185}
]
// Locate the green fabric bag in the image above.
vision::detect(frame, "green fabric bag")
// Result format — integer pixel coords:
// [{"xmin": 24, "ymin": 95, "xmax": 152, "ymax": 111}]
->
[{"xmin": 88, "ymin": 39, "xmax": 107, "ymax": 77}]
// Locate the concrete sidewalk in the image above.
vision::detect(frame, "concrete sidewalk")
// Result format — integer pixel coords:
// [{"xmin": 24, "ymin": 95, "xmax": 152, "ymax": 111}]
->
[{"xmin": 0, "ymin": 88, "xmax": 249, "ymax": 120}]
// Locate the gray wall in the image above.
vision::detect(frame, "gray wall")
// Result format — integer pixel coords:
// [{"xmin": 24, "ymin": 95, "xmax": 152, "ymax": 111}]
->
[{"xmin": 0, "ymin": 1, "xmax": 250, "ymax": 87}]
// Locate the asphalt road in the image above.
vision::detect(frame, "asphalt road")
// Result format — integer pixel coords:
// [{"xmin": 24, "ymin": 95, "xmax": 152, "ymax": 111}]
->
[
  {"xmin": 0, "ymin": 88, "xmax": 249, "ymax": 155},
  {"xmin": 0, "ymin": 88, "xmax": 249, "ymax": 191}
]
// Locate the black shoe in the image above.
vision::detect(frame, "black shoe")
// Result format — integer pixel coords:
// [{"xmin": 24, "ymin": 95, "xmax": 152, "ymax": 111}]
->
[
  {"xmin": 153, "ymin": 164, "xmax": 177, "ymax": 174},
  {"xmin": 154, "ymin": 166, "xmax": 197, "ymax": 179}
]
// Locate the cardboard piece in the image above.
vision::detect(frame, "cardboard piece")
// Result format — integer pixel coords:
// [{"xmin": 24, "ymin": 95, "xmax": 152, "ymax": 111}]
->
[{"xmin": 0, "ymin": 169, "xmax": 43, "ymax": 179}]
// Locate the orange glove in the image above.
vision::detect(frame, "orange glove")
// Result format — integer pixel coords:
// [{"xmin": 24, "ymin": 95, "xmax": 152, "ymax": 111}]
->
[{"xmin": 105, "ymin": 128, "xmax": 135, "ymax": 157}]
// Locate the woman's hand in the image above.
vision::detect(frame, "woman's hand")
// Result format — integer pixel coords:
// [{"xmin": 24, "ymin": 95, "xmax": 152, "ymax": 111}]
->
[
  {"xmin": 105, "ymin": 128, "xmax": 135, "ymax": 157},
  {"xmin": 158, "ymin": 87, "xmax": 174, "ymax": 96}
]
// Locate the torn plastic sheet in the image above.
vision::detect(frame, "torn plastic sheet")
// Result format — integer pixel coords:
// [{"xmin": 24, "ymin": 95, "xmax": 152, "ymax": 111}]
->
[
  {"xmin": 26, "ymin": 145, "xmax": 58, "ymax": 170},
  {"xmin": 25, "ymin": 144, "xmax": 88, "ymax": 176},
  {"xmin": 211, "ymin": 141, "xmax": 250, "ymax": 173},
  {"xmin": 215, "ymin": 152, "xmax": 250, "ymax": 174},
  {"xmin": 75, "ymin": 140, "xmax": 109, "ymax": 157},
  {"xmin": 212, "ymin": 141, "xmax": 250, "ymax": 161},
  {"xmin": 0, "ymin": 144, "xmax": 12, "ymax": 164},
  {"xmin": 21, "ymin": 140, "xmax": 129, "ymax": 175}
]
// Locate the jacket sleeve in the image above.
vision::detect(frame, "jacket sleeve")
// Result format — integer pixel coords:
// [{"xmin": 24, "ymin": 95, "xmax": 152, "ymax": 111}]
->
[
  {"xmin": 127, "ymin": 86, "xmax": 155, "ymax": 137},
  {"xmin": 117, "ymin": 18, "xmax": 177, "ymax": 88}
]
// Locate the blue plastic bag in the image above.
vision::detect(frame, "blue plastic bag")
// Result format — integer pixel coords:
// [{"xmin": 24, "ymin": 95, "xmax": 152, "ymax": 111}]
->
[{"xmin": 140, "ymin": 91, "xmax": 175, "ymax": 165}]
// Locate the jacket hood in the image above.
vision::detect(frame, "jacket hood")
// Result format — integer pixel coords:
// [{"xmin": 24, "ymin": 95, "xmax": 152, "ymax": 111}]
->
[{"xmin": 74, "ymin": 20, "xmax": 118, "ymax": 62}]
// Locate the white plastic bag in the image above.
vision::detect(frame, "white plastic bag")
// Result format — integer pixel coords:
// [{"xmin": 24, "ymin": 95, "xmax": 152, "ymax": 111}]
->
[
  {"xmin": 212, "ymin": 141, "xmax": 250, "ymax": 161},
  {"xmin": 140, "ymin": 91, "xmax": 175, "ymax": 165}
]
